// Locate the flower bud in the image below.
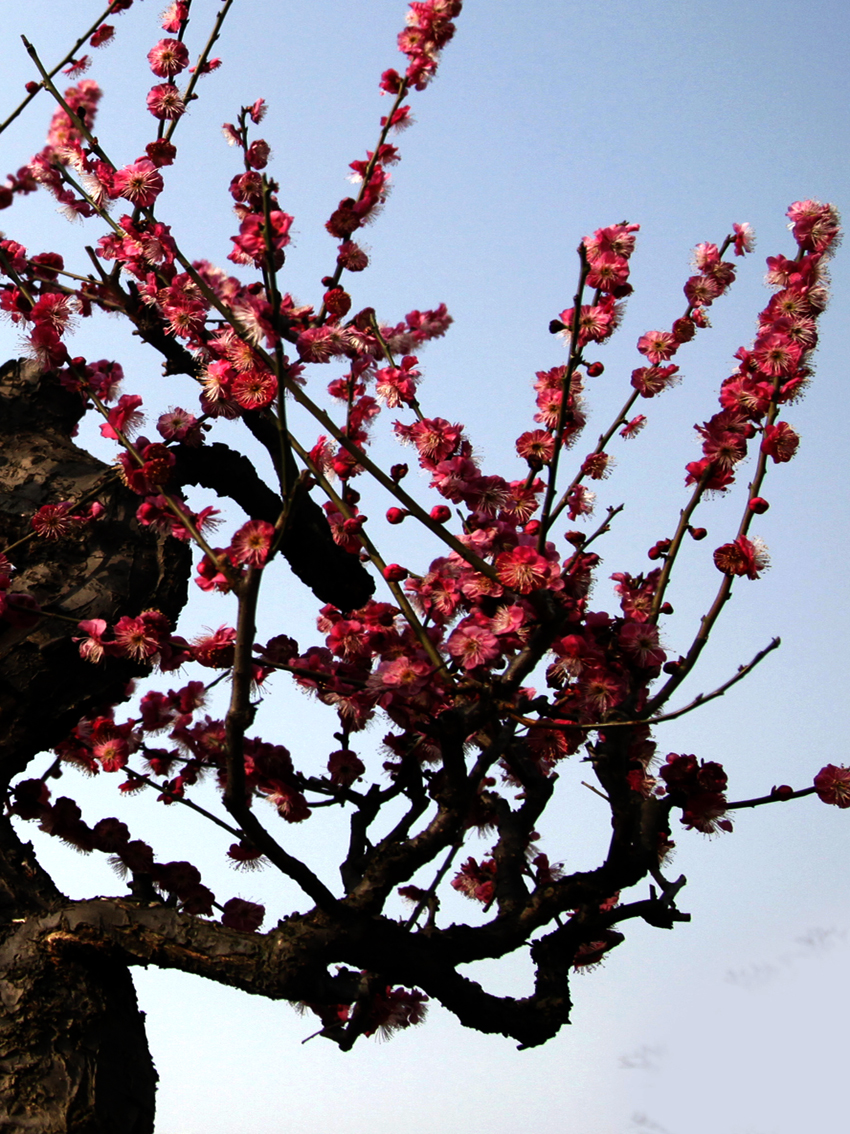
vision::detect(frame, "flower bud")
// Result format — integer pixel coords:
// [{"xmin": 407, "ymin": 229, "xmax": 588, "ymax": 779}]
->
[
  {"xmin": 689, "ymin": 526, "xmax": 707, "ymax": 540},
  {"xmin": 383, "ymin": 564, "xmax": 408, "ymax": 582},
  {"xmin": 386, "ymin": 507, "xmax": 407, "ymax": 525},
  {"xmin": 390, "ymin": 463, "xmax": 409, "ymax": 482},
  {"xmin": 430, "ymin": 504, "xmax": 451, "ymax": 523},
  {"xmin": 749, "ymin": 497, "xmax": 769, "ymax": 514},
  {"xmin": 771, "ymin": 784, "xmax": 794, "ymax": 800},
  {"xmin": 586, "ymin": 361, "xmax": 604, "ymax": 377}
]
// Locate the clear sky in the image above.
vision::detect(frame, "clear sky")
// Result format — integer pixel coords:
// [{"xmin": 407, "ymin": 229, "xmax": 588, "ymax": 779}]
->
[{"xmin": 2, "ymin": 2, "xmax": 849, "ymax": 1132}]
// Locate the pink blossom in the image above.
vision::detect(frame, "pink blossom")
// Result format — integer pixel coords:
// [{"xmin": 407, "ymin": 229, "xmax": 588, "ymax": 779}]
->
[
  {"xmin": 327, "ymin": 749, "xmax": 366, "ymax": 786},
  {"xmin": 146, "ymin": 83, "xmax": 186, "ymax": 120},
  {"xmin": 516, "ymin": 429, "xmax": 555, "ymax": 468},
  {"xmin": 157, "ymin": 406, "xmax": 202, "ymax": 443},
  {"xmin": 90, "ymin": 24, "xmax": 114, "ymax": 49},
  {"xmin": 148, "ymin": 38, "xmax": 189, "ymax": 77},
  {"xmin": 684, "ymin": 274, "xmax": 722, "ymax": 306},
  {"xmin": 566, "ymin": 484, "xmax": 595, "ymax": 520},
  {"xmin": 232, "ymin": 369, "xmax": 278, "ymax": 409},
  {"xmin": 376, "ymin": 355, "xmax": 421, "ymax": 407},
  {"xmin": 63, "ymin": 57, "xmax": 91, "ymax": 78},
  {"xmin": 160, "ymin": 3, "xmax": 189, "ymax": 35},
  {"xmin": 395, "ymin": 417, "xmax": 465, "ymax": 468},
  {"xmin": 93, "ymin": 736, "xmax": 130, "ymax": 773},
  {"xmin": 337, "ymin": 241, "xmax": 369, "ymax": 271},
  {"xmin": 630, "ymin": 365, "xmax": 680, "ymax": 399},
  {"xmin": 29, "ymin": 293, "xmax": 76, "ymax": 334},
  {"xmin": 753, "ymin": 332, "xmax": 802, "ymax": 377},
  {"xmin": 733, "ymin": 222, "xmax": 755, "ymax": 256},
  {"xmin": 452, "ymin": 857, "xmax": 496, "ymax": 904},
  {"xmin": 586, "ymin": 251, "xmax": 630, "ymax": 294},
  {"xmin": 75, "ymin": 618, "xmax": 110, "ymax": 663},
  {"xmin": 557, "ymin": 298, "xmax": 620, "ymax": 347},
  {"xmin": 619, "ymin": 621, "xmax": 666, "ymax": 669},
  {"xmin": 27, "ymin": 323, "xmax": 68, "ymax": 369},
  {"xmin": 637, "ymin": 330, "xmax": 678, "ymax": 364},
  {"xmin": 786, "ymin": 200, "xmax": 841, "ymax": 255},
  {"xmin": 112, "ymin": 160, "xmax": 164, "ymax": 206},
  {"xmin": 100, "ymin": 394, "xmax": 144, "ymax": 440},
  {"xmin": 584, "ymin": 223, "xmax": 640, "ymax": 261},
  {"xmin": 222, "ymin": 898, "xmax": 265, "ymax": 933},
  {"xmin": 446, "ymin": 621, "xmax": 500, "ymax": 669}
]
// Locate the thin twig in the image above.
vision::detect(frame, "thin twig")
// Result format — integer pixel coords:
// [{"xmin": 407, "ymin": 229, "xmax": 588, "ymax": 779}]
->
[
  {"xmin": 122, "ymin": 768, "xmax": 243, "ymax": 838},
  {"xmin": 1, "ymin": 4, "xmax": 116, "ymax": 136},
  {"xmin": 223, "ymin": 566, "xmax": 339, "ymax": 909},
  {"xmin": 643, "ymin": 373, "xmax": 784, "ymax": 718},
  {"xmin": 508, "ymin": 638, "xmax": 781, "ymax": 733},
  {"xmin": 163, "ymin": 0, "xmax": 236, "ymax": 145},
  {"xmin": 403, "ymin": 842, "xmax": 462, "ymax": 930},
  {"xmin": 726, "ymin": 786, "xmax": 817, "ymax": 810}
]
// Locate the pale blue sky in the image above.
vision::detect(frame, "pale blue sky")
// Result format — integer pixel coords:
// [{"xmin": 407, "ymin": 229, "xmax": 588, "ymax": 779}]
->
[{"xmin": 1, "ymin": 2, "xmax": 849, "ymax": 1132}]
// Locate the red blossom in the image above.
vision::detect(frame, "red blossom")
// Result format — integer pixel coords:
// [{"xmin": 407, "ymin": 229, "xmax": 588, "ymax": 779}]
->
[
  {"xmin": 221, "ymin": 898, "xmax": 266, "ymax": 932},
  {"xmin": 328, "ymin": 749, "xmax": 366, "ymax": 786},
  {"xmin": 31, "ymin": 502, "xmax": 75, "ymax": 540},
  {"xmin": 230, "ymin": 520, "xmax": 275, "ymax": 567},
  {"xmin": 761, "ymin": 421, "xmax": 800, "ymax": 463},
  {"xmin": 100, "ymin": 393, "xmax": 144, "ymax": 440},
  {"xmin": 620, "ymin": 414, "xmax": 646, "ymax": 439},
  {"xmin": 713, "ymin": 535, "xmax": 769, "ymax": 579},
  {"xmin": 193, "ymin": 625, "xmax": 237, "ymax": 668},
  {"xmin": 813, "ymin": 765, "xmax": 850, "ymax": 808},
  {"xmin": 495, "ymin": 545, "xmax": 553, "ymax": 594},
  {"xmin": 452, "ymin": 857, "xmax": 497, "ymax": 904}
]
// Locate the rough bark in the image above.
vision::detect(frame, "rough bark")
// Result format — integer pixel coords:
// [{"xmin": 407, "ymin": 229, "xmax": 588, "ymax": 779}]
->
[
  {"xmin": 0, "ymin": 815, "xmax": 158, "ymax": 1134},
  {"xmin": 0, "ymin": 358, "xmax": 191, "ymax": 776},
  {"xmin": 0, "ymin": 359, "xmax": 191, "ymax": 1130}
]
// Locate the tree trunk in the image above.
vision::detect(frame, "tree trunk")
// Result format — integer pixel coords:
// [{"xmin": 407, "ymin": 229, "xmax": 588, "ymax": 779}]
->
[
  {"xmin": 0, "ymin": 359, "xmax": 191, "ymax": 776},
  {"xmin": 0, "ymin": 360, "xmax": 191, "ymax": 1128},
  {"xmin": 0, "ymin": 816, "xmax": 157, "ymax": 1133}
]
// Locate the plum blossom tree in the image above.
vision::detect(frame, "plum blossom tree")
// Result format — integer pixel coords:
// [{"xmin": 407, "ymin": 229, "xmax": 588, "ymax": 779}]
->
[{"xmin": 0, "ymin": 1, "xmax": 844, "ymax": 1130}]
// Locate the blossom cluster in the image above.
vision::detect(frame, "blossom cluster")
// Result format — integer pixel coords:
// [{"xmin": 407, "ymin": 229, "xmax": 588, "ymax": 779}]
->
[
  {"xmin": 0, "ymin": 0, "xmax": 846, "ymax": 1047},
  {"xmin": 9, "ymin": 773, "xmax": 264, "ymax": 931}
]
